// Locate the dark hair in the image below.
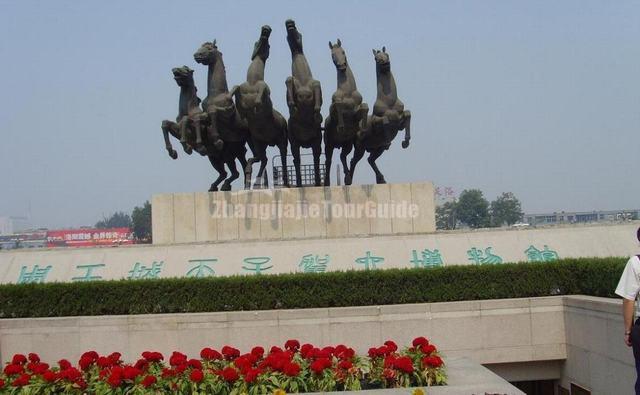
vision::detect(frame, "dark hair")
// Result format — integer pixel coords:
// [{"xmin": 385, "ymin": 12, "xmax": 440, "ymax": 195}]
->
[{"xmin": 637, "ymin": 227, "xmax": 640, "ymax": 242}]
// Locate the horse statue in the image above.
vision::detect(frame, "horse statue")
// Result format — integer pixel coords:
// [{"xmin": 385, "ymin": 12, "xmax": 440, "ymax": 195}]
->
[
  {"xmin": 161, "ymin": 66, "xmax": 229, "ymax": 191},
  {"xmin": 346, "ymin": 47, "xmax": 411, "ymax": 185},
  {"xmin": 194, "ymin": 40, "xmax": 251, "ymax": 191},
  {"xmin": 232, "ymin": 25, "xmax": 289, "ymax": 189},
  {"xmin": 324, "ymin": 39, "xmax": 368, "ymax": 186},
  {"xmin": 284, "ymin": 19, "xmax": 323, "ymax": 187}
]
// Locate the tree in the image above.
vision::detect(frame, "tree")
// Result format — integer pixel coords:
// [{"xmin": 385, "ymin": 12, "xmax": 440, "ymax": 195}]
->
[
  {"xmin": 436, "ymin": 200, "xmax": 457, "ymax": 230},
  {"xmin": 131, "ymin": 201, "xmax": 152, "ymax": 243},
  {"xmin": 95, "ymin": 211, "xmax": 131, "ymax": 229},
  {"xmin": 490, "ymin": 192, "xmax": 524, "ymax": 227},
  {"xmin": 456, "ymin": 189, "xmax": 490, "ymax": 229}
]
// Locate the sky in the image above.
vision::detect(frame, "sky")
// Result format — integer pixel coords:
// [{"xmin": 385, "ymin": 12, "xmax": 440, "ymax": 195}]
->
[{"xmin": 0, "ymin": 1, "xmax": 638, "ymax": 229}]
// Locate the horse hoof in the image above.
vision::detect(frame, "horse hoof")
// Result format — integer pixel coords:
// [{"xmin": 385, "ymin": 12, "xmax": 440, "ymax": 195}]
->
[
  {"xmin": 221, "ymin": 182, "xmax": 231, "ymax": 191},
  {"xmin": 209, "ymin": 185, "xmax": 218, "ymax": 192},
  {"xmin": 376, "ymin": 177, "xmax": 387, "ymax": 184},
  {"xmin": 168, "ymin": 150, "xmax": 178, "ymax": 160},
  {"xmin": 344, "ymin": 175, "xmax": 352, "ymax": 185}
]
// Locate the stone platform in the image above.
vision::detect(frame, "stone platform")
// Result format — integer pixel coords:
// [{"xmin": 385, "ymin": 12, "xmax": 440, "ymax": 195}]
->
[{"xmin": 152, "ymin": 182, "xmax": 436, "ymax": 245}]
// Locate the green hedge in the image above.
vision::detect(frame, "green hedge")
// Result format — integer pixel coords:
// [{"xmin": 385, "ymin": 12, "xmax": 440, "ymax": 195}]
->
[{"xmin": 0, "ymin": 257, "xmax": 627, "ymax": 319}]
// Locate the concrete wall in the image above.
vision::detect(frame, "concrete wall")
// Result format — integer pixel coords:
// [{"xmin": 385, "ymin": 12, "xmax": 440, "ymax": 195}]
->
[
  {"xmin": 152, "ymin": 182, "xmax": 436, "ymax": 244},
  {"xmin": 0, "ymin": 222, "xmax": 637, "ymax": 284},
  {"xmin": 0, "ymin": 297, "xmax": 565, "ymax": 368},
  {"xmin": 560, "ymin": 295, "xmax": 635, "ymax": 394},
  {"xmin": 1, "ymin": 296, "xmax": 635, "ymax": 391}
]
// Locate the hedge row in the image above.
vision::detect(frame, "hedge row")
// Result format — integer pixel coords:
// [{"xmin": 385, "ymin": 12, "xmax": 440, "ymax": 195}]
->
[{"xmin": 0, "ymin": 257, "xmax": 627, "ymax": 318}]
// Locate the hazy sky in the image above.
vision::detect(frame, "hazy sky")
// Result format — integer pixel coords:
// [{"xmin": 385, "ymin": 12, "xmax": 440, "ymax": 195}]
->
[{"xmin": 0, "ymin": 1, "xmax": 638, "ymax": 228}]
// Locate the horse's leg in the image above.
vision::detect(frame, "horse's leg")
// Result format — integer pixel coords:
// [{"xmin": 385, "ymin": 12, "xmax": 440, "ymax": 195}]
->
[
  {"xmin": 249, "ymin": 139, "xmax": 266, "ymax": 189},
  {"xmin": 208, "ymin": 154, "xmax": 227, "ymax": 192},
  {"xmin": 221, "ymin": 152, "xmax": 238, "ymax": 192},
  {"xmin": 161, "ymin": 120, "xmax": 178, "ymax": 159},
  {"xmin": 291, "ymin": 138, "xmax": 302, "ymax": 188},
  {"xmin": 193, "ymin": 119, "xmax": 208, "ymax": 155},
  {"xmin": 278, "ymin": 125, "xmax": 290, "ymax": 188},
  {"xmin": 358, "ymin": 103, "xmax": 369, "ymax": 132},
  {"xmin": 346, "ymin": 144, "xmax": 365, "ymax": 186},
  {"xmin": 401, "ymin": 110, "xmax": 411, "ymax": 148},
  {"xmin": 340, "ymin": 142, "xmax": 353, "ymax": 183},
  {"xmin": 244, "ymin": 137, "xmax": 257, "ymax": 189},
  {"xmin": 324, "ymin": 142, "xmax": 333, "ymax": 187},
  {"xmin": 255, "ymin": 155, "xmax": 268, "ymax": 189},
  {"xmin": 177, "ymin": 117, "xmax": 192, "ymax": 153},
  {"xmin": 367, "ymin": 147, "xmax": 387, "ymax": 184},
  {"xmin": 285, "ymin": 77, "xmax": 295, "ymax": 110},
  {"xmin": 207, "ymin": 110, "xmax": 224, "ymax": 151},
  {"xmin": 312, "ymin": 80, "xmax": 323, "ymax": 120},
  {"xmin": 311, "ymin": 136, "xmax": 322, "ymax": 187}
]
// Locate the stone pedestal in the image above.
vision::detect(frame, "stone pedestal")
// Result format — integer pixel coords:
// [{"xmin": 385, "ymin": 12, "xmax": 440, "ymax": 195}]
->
[{"xmin": 151, "ymin": 182, "xmax": 436, "ymax": 245}]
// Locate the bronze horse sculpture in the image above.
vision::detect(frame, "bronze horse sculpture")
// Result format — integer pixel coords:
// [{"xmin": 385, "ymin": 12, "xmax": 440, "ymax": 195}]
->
[
  {"xmin": 161, "ymin": 66, "xmax": 229, "ymax": 191},
  {"xmin": 346, "ymin": 47, "xmax": 411, "ymax": 185},
  {"xmin": 194, "ymin": 40, "xmax": 251, "ymax": 191},
  {"xmin": 324, "ymin": 39, "xmax": 368, "ymax": 186},
  {"xmin": 232, "ymin": 25, "xmax": 289, "ymax": 189},
  {"xmin": 285, "ymin": 19, "xmax": 323, "ymax": 187}
]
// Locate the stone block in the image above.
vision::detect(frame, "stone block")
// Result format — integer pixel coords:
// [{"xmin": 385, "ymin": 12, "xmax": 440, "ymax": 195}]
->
[
  {"xmin": 151, "ymin": 194, "xmax": 174, "ymax": 244},
  {"xmin": 194, "ymin": 193, "xmax": 218, "ymax": 242},
  {"xmin": 411, "ymin": 182, "xmax": 436, "ymax": 233},
  {"xmin": 173, "ymin": 193, "xmax": 196, "ymax": 243}
]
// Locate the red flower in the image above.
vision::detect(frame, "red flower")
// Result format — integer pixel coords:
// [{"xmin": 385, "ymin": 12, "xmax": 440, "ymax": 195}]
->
[
  {"xmin": 394, "ymin": 356, "xmax": 414, "ymax": 373},
  {"xmin": 58, "ymin": 359, "xmax": 72, "ymax": 370},
  {"xmin": 244, "ymin": 368, "xmax": 261, "ymax": 383},
  {"xmin": 12, "ymin": 373, "xmax": 30, "ymax": 387},
  {"xmin": 169, "ymin": 351, "xmax": 188, "ymax": 366},
  {"xmin": 422, "ymin": 356, "xmax": 443, "ymax": 368},
  {"xmin": 108, "ymin": 352, "xmax": 122, "ymax": 365},
  {"xmin": 81, "ymin": 351, "xmax": 99, "ymax": 362},
  {"xmin": 0, "ymin": 379, "xmax": 4, "ymax": 388},
  {"xmin": 251, "ymin": 346, "xmax": 264, "ymax": 358},
  {"xmin": 188, "ymin": 359, "xmax": 203, "ymax": 370},
  {"xmin": 322, "ymin": 346, "xmax": 335, "ymax": 356},
  {"xmin": 161, "ymin": 368, "xmax": 175, "ymax": 378},
  {"xmin": 412, "ymin": 337, "xmax": 429, "ymax": 347},
  {"xmin": 27, "ymin": 353, "xmax": 40, "ymax": 363},
  {"xmin": 283, "ymin": 362, "xmax": 301, "ymax": 377},
  {"xmin": 4, "ymin": 364, "xmax": 23, "ymax": 375},
  {"xmin": 310, "ymin": 358, "xmax": 331, "ymax": 374},
  {"xmin": 300, "ymin": 343, "xmax": 314, "ymax": 358},
  {"xmin": 338, "ymin": 360, "xmax": 353, "ymax": 370},
  {"xmin": 221, "ymin": 366, "xmax": 239, "ymax": 382},
  {"xmin": 134, "ymin": 358, "xmax": 149, "ymax": 371},
  {"xmin": 28, "ymin": 362, "xmax": 49, "ymax": 374},
  {"xmin": 142, "ymin": 375, "xmax": 157, "ymax": 388},
  {"xmin": 97, "ymin": 356, "xmax": 111, "ymax": 368},
  {"xmin": 270, "ymin": 345, "xmax": 283, "ymax": 354},
  {"xmin": 42, "ymin": 370, "xmax": 57, "ymax": 382},
  {"xmin": 107, "ymin": 373, "xmax": 122, "ymax": 388},
  {"xmin": 368, "ymin": 347, "xmax": 379, "ymax": 358},
  {"xmin": 420, "ymin": 344, "xmax": 436, "ymax": 355},
  {"xmin": 11, "ymin": 354, "xmax": 27, "ymax": 365},
  {"xmin": 190, "ymin": 369, "xmax": 204, "ymax": 383},
  {"xmin": 59, "ymin": 367, "xmax": 82, "ymax": 382},
  {"xmin": 384, "ymin": 340, "xmax": 398, "ymax": 352},
  {"xmin": 221, "ymin": 346, "xmax": 240, "ymax": 360},
  {"xmin": 142, "ymin": 351, "xmax": 164, "ymax": 362},
  {"xmin": 123, "ymin": 366, "xmax": 142, "ymax": 380},
  {"xmin": 234, "ymin": 356, "xmax": 253, "ymax": 373},
  {"xmin": 284, "ymin": 339, "xmax": 300, "ymax": 351},
  {"xmin": 200, "ymin": 347, "xmax": 222, "ymax": 361},
  {"xmin": 79, "ymin": 355, "xmax": 94, "ymax": 371}
]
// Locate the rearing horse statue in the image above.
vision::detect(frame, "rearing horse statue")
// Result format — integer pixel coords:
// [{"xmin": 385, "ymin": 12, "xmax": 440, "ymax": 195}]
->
[
  {"xmin": 346, "ymin": 47, "xmax": 411, "ymax": 185},
  {"xmin": 324, "ymin": 39, "xmax": 368, "ymax": 186},
  {"xmin": 232, "ymin": 25, "xmax": 289, "ymax": 189},
  {"xmin": 285, "ymin": 19, "xmax": 323, "ymax": 187},
  {"xmin": 194, "ymin": 40, "xmax": 251, "ymax": 191},
  {"xmin": 161, "ymin": 66, "xmax": 229, "ymax": 191}
]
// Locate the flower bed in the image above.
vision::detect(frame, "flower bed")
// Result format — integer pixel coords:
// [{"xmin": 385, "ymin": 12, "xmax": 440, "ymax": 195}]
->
[{"xmin": 0, "ymin": 337, "xmax": 445, "ymax": 394}]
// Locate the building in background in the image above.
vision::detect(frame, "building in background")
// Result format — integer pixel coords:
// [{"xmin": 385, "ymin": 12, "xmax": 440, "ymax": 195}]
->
[
  {"xmin": 524, "ymin": 209, "xmax": 640, "ymax": 226},
  {"xmin": 0, "ymin": 216, "xmax": 31, "ymax": 235}
]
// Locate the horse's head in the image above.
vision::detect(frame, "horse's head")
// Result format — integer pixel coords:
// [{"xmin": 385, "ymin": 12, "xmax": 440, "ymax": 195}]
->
[
  {"xmin": 172, "ymin": 66, "xmax": 195, "ymax": 87},
  {"xmin": 251, "ymin": 25, "xmax": 272, "ymax": 61},
  {"xmin": 373, "ymin": 47, "xmax": 390, "ymax": 73},
  {"xmin": 286, "ymin": 19, "xmax": 303, "ymax": 54},
  {"xmin": 194, "ymin": 40, "xmax": 220, "ymax": 66},
  {"xmin": 329, "ymin": 39, "xmax": 347, "ymax": 71}
]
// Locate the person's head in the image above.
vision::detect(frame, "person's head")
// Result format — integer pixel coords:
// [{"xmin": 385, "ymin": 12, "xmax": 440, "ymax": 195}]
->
[{"xmin": 636, "ymin": 226, "xmax": 640, "ymax": 242}]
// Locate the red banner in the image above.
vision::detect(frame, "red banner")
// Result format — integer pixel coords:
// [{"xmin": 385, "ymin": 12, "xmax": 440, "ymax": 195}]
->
[{"xmin": 46, "ymin": 228, "xmax": 134, "ymax": 248}]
